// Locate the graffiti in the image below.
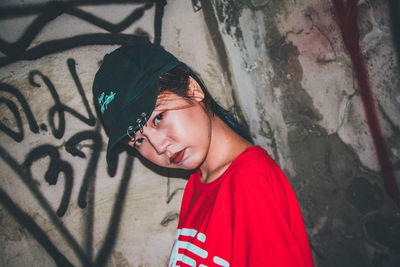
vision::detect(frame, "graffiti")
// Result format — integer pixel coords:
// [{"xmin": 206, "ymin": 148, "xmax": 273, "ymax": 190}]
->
[
  {"xmin": 0, "ymin": 1, "xmax": 176, "ymax": 266},
  {"xmin": 0, "ymin": 83, "xmax": 39, "ymax": 141},
  {"xmin": 0, "ymin": 57, "xmax": 137, "ymax": 266},
  {"xmin": 29, "ymin": 59, "xmax": 96, "ymax": 138},
  {"xmin": 0, "ymin": 0, "xmax": 167, "ymax": 67},
  {"xmin": 0, "ymin": 187, "xmax": 74, "ymax": 267},
  {"xmin": 0, "ymin": 141, "xmax": 134, "ymax": 266},
  {"xmin": 332, "ymin": 0, "xmax": 400, "ymax": 207},
  {"xmin": 0, "ymin": 59, "xmax": 95, "ymax": 141}
]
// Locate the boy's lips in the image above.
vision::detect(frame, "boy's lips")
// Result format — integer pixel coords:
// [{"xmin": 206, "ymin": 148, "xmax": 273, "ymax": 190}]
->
[{"xmin": 170, "ymin": 149, "xmax": 185, "ymax": 164}]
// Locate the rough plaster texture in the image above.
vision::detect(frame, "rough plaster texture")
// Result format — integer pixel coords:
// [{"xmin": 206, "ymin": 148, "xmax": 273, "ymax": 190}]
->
[
  {"xmin": 0, "ymin": 0, "xmax": 399, "ymax": 266},
  {"xmin": 205, "ymin": 0, "xmax": 400, "ymax": 266}
]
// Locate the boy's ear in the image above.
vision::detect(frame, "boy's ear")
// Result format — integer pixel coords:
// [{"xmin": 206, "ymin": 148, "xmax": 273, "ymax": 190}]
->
[{"xmin": 188, "ymin": 76, "xmax": 205, "ymax": 102}]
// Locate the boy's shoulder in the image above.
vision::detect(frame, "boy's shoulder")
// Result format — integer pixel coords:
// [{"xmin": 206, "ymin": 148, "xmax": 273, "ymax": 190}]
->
[
  {"xmin": 231, "ymin": 145, "xmax": 276, "ymax": 172},
  {"xmin": 225, "ymin": 146, "xmax": 289, "ymax": 204}
]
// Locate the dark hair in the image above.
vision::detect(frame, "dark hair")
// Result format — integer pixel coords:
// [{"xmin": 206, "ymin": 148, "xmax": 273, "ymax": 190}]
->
[{"xmin": 159, "ymin": 65, "xmax": 252, "ymax": 143}]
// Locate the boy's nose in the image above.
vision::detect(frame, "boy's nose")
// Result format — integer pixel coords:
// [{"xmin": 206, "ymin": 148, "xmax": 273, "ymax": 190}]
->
[{"xmin": 148, "ymin": 132, "xmax": 169, "ymax": 155}]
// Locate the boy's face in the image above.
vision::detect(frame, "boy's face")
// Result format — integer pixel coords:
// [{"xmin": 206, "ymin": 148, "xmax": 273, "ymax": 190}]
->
[{"xmin": 128, "ymin": 88, "xmax": 211, "ymax": 170}]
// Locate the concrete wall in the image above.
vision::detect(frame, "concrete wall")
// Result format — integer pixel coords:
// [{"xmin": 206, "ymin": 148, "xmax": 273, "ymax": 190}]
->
[{"xmin": 0, "ymin": 0, "xmax": 399, "ymax": 266}]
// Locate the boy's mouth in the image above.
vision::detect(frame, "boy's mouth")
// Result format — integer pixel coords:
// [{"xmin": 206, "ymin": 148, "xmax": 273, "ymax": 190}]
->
[{"xmin": 170, "ymin": 149, "xmax": 185, "ymax": 164}]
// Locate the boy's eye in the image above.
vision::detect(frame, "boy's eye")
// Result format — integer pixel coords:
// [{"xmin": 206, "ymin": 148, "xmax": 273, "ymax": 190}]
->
[
  {"xmin": 134, "ymin": 137, "xmax": 144, "ymax": 147},
  {"xmin": 153, "ymin": 112, "xmax": 164, "ymax": 126}
]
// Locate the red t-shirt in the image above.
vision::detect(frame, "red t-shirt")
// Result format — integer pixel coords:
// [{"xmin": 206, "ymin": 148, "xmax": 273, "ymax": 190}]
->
[{"xmin": 169, "ymin": 146, "xmax": 314, "ymax": 267}]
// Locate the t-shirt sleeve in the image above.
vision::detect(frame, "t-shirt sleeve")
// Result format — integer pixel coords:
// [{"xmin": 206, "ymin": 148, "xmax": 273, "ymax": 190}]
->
[{"xmin": 230, "ymin": 152, "xmax": 314, "ymax": 267}]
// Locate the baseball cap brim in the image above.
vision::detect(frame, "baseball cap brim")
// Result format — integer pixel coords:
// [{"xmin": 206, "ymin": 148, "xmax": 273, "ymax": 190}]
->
[{"xmin": 105, "ymin": 80, "xmax": 159, "ymax": 168}]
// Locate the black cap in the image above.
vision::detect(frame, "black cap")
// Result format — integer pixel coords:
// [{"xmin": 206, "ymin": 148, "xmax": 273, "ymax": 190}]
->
[{"xmin": 92, "ymin": 42, "xmax": 182, "ymax": 168}]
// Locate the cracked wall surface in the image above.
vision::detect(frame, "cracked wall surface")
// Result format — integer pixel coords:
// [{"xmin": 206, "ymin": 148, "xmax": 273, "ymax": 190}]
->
[
  {"xmin": 205, "ymin": 0, "xmax": 400, "ymax": 266},
  {"xmin": 0, "ymin": 0, "xmax": 399, "ymax": 266}
]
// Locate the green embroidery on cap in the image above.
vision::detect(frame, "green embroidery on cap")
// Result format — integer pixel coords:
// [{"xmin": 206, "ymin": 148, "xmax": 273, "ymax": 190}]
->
[{"xmin": 98, "ymin": 91, "xmax": 116, "ymax": 114}]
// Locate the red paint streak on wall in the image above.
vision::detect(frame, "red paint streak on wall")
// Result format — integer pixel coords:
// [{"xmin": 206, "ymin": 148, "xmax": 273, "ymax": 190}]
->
[{"xmin": 332, "ymin": 0, "xmax": 400, "ymax": 207}]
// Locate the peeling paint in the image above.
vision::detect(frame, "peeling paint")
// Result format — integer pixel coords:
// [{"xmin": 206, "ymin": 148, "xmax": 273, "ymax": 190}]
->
[
  {"xmin": 214, "ymin": 0, "xmax": 246, "ymax": 42},
  {"xmin": 244, "ymin": 61, "xmax": 257, "ymax": 72}
]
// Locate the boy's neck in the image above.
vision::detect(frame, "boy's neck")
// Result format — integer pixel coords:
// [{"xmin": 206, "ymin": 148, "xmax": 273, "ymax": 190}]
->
[{"xmin": 199, "ymin": 115, "xmax": 252, "ymax": 184}]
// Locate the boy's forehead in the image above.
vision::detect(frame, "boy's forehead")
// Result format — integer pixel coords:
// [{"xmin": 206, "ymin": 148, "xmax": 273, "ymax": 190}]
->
[
  {"xmin": 151, "ymin": 91, "xmax": 195, "ymax": 116},
  {"xmin": 154, "ymin": 92, "xmax": 183, "ymax": 110},
  {"xmin": 156, "ymin": 91, "xmax": 175, "ymax": 101}
]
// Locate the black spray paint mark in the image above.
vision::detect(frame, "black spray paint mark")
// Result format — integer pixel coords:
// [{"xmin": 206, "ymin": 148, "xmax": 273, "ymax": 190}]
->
[
  {"xmin": 64, "ymin": 129, "xmax": 102, "ymax": 262},
  {"xmin": 0, "ymin": 54, "xmax": 121, "ymax": 265},
  {"xmin": 65, "ymin": 130, "xmax": 102, "ymax": 209},
  {"xmin": 0, "ymin": 58, "xmax": 95, "ymax": 141},
  {"xmin": 23, "ymin": 144, "xmax": 74, "ymax": 217},
  {"xmin": 0, "ymin": 145, "xmax": 89, "ymax": 266},
  {"xmin": 154, "ymin": 0, "xmax": 167, "ymax": 45},
  {"xmin": 0, "ymin": 53, "xmax": 139, "ymax": 265},
  {"xmin": 0, "ymin": 82, "xmax": 40, "ymax": 141},
  {"xmin": 28, "ymin": 59, "xmax": 96, "ymax": 139},
  {"xmin": 0, "ymin": 96, "xmax": 24, "ymax": 142},
  {"xmin": 0, "ymin": 132, "xmax": 134, "ymax": 266},
  {"xmin": 0, "ymin": 1, "xmax": 164, "ymax": 66},
  {"xmin": 94, "ymin": 155, "xmax": 134, "ymax": 267},
  {"xmin": 0, "ymin": 188, "xmax": 74, "ymax": 267},
  {"xmin": 0, "ymin": 0, "xmax": 169, "ymax": 263}
]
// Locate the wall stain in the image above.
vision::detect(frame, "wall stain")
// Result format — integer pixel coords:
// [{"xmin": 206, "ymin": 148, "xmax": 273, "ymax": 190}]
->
[
  {"xmin": 111, "ymin": 251, "xmax": 130, "ymax": 267},
  {"xmin": 160, "ymin": 211, "xmax": 179, "ymax": 227},
  {"xmin": 255, "ymin": 99, "xmax": 280, "ymax": 162},
  {"xmin": 0, "ymin": 207, "xmax": 25, "ymax": 241},
  {"xmin": 201, "ymin": 0, "xmax": 252, "ymax": 139},
  {"xmin": 214, "ymin": 0, "xmax": 246, "ymax": 42},
  {"xmin": 208, "ymin": 1, "xmax": 400, "ymax": 266}
]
